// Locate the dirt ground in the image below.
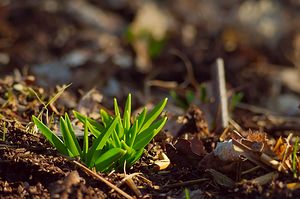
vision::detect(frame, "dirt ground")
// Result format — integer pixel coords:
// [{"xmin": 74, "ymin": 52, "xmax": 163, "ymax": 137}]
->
[{"xmin": 1, "ymin": 0, "xmax": 300, "ymax": 198}]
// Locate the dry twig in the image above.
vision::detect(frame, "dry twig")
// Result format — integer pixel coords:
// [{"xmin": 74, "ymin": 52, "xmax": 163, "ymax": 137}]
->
[
  {"xmin": 73, "ymin": 160, "xmax": 134, "ymax": 199},
  {"xmin": 212, "ymin": 58, "xmax": 229, "ymax": 132}
]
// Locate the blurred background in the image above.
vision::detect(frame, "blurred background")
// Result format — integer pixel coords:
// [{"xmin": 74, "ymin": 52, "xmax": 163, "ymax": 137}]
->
[{"xmin": 0, "ymin": 0, "xmax": 300, "ymax": 115}]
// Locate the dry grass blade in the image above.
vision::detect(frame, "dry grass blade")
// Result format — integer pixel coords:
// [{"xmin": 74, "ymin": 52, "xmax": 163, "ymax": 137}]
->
[
  {"xmin": 250, "ymin": 172, "xmax": 278, "ymax": 186},
  {"xmin": 45, "ymin": 83, "xmax": 72, "ymax": 107},
  {"xmin": 117, "ymin": 172, "xmax": 156, "ymax": 196},
  {"xmin": 241, "ymin": 165, "xmax": 260, "ymax": 176},
  {"xmin": 73, "ymin": 160, "xmax": 134, "ymax": 199},
  {"xmin": 232, "ymin": 137, "xmax": 282, "ymax": 171},
  {"xmin": 28, "ymin": 87, "xmax": 46, "ymax": 107},
  {"xmin": 125, "ymin": 177, "xmax": 142, "ymax": 198}
]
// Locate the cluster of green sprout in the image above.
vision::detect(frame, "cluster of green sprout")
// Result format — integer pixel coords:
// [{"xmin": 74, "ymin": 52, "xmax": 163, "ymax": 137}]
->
[
  {"xmin": 33, "ymin": 94, "xmax": 167, "ymax": 172},
  {"xmin": 170, "ymin": 84, "xmax": 243, "ymax": 112}
]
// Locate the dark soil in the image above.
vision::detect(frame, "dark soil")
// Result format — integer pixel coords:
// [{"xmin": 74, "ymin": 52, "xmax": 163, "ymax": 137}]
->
[{"xmin": 1, "ymin": 0, "xmax": 300, "ymax": 198}]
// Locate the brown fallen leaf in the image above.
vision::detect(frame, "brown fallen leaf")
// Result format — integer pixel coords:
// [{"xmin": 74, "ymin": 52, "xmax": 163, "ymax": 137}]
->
[
  {"xmin": 166, "ymin": 138, "xmax": 205, "ymax": 168},
  {"xmin": 249, "ymin": 171, "xmax": 278, "ymax": 186},
  {"xmin": 206, "ymin": 169, "xmax": 235, "ymax": 188},
  {"xmin": 199, "ymin": 151, "xmax": 238, "ymax": 173}
]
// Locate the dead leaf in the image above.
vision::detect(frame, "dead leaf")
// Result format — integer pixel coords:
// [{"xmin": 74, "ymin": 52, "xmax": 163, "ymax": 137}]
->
[
  {"xmin": 166, "ymin": 138, "xmax": 204, "ymax": 168},
  {"xmin": 199, "ymin": 152, "xmax": 238, "ymax": 173},
  {"xmin": 250, "ymin": 172, "xmax": 278, "ymax": 186},
  {"xmin": 206, "ymin": 169, "xmax": 235, "ymax": 188},
  {"xmin": 154, "ymin": 152, "xmax": 170, "ymax": 171},
  {"xmin": 214, "ymin": 139, "xmax": 241, "ymax": 162}
]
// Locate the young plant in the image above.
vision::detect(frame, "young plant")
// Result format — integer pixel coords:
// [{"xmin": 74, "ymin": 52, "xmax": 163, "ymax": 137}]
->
[
  {"xmin": 32, "ymin": 94, "xmax": 168, "ymax": 172},
  {"xmin": 74, "ymin": 94, "xmax": 168, "ymax": 170},
  {"xmin": 169, "ymin": 84, "xmax": 209, "ymax": 110},
  {"xmin": 229, "ymin": 92, "xmax": 243, "ymax": 113},
  {"xmin": 184, "ymin": 188, "xmax": 190, "ymax": 199},
  {"xmin": 32, "ymin": 113, "xmax": 125, "ymax": 171}
]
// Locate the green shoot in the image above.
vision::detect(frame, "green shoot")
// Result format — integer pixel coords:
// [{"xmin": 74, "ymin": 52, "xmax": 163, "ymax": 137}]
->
[
  {"xmin": 28, "ymin": 84, "xmax": 71, "ymax": 134},
  {"xmin": 292, "ymin": 137, "xmax": 299, "ymax": 178},
  {"xmin": 199, "ymin": 83, "xmax": 208, "ymax": 103},
  {"xmin": 32, "ymin": 116, "xmax": 68, "ymax": 155},
  {"xmin": 184, "ymin": 188, "xmax": 190, "ymax": 199},
  {"xmin": 229, "ymin": 92, "xmax": 243, "ymax": 113},
  {"xmin": 33, "ymin": 93, "xmax": 168, "ymax": 172},
  {"xmin": 170, "ymin": 90, "xmax": 189, "ymax": 110},
  {"xmin": 45, "ymin": 84, "xmax": 72, "ymax": 108}
]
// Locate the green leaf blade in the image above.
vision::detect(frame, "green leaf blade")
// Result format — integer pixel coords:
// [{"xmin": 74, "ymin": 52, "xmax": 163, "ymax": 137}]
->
[
  {"xmin": 94, "ymin": 148, "xmax": 126, "ymax": 172},
  {"xmin": 114, "ymin": 98, "xmax": 120, "ymax": 117},
  {"xmin": 65, "ymin": 114, "xmax": 82, "ymax": 156},
  {"xmin": 82, "ymin": 118, "xmax": 89, "ymax": 161},
  {"xmin": 139, "ymin": 98, "xmax": 167, "ymax": 132},
  {"xmin": 123, "ymin": 94, "xmax": 131, "ymax": 131},
  {"xmin": 136, "ymin": 108, "xmax": 147, "ymax": 131},
  {"xmin": 73, "ymin": 111, "xmax": 104, "ymax": 136},
  {"xmin": 88, "ymin": 116, "xmax": 119, "ymax": 165},
  {"xmin": 128, "ymin": 148, "xmax": 144, "ymax": 166},
  {"xmin": 32, "ymin": 116, "xmax": 68, "ymax": 155},
  {"xmin": 100, "ymin": 109, "xmax": 112, "ymax": 128},
  {"xmin": 60, "ymin": 117, "xmax": 81, "ymax": 157},
  {"xmin": 133, "ymin": 117, "xmax": 167, "ymax": 151},
  {"xmin": 127, "ymin": 120, "xmax": 138, "ymax": 147},
  {"xmin": 112, "ymin": 129, "xmax": 121, "ymax": 148}
]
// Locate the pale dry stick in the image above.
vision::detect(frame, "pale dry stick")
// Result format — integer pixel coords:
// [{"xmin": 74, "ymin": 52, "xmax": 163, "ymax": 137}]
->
[
  {"xmin": 125, "ymin": 177, "xmax": 142, "ymax": 198},
  {"xmin": 136, "ymin": 174, "xmax": 153, "ymax": 186},
  {"xmin": 122, "ymin": 161, "xmax": 142, "ymax": 198},
  {"xmin": 118, "ymin": 173, "xmax": 143, "ymax": 185},
  {"xmin": 73, "ymin": 161, "xmax": 134, "ymax": 199},
  {"xmin": 229, "ymin": 118, "xmax": 243, "ymax": 132},
  {"xmin": 219, "ymin": 127, "xmax": 230, "ymax": 142},
  {"xmin": 232, "ymin": 138, "xmax": 281, "ymax": 171},
  {"xmin": 212, "ymin": 58, "xmax": 229, "ymax": 132},
  {"xmin": 111, "ymin": 173, "xmax": 143, "ymax": 198},
  {"xmin": 147, "ymin": 80, "xmax": 178, "ymax": 90},
  {"xmin": 241, "ymin": 165, "xmax": 261, "ymax": 176}
]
